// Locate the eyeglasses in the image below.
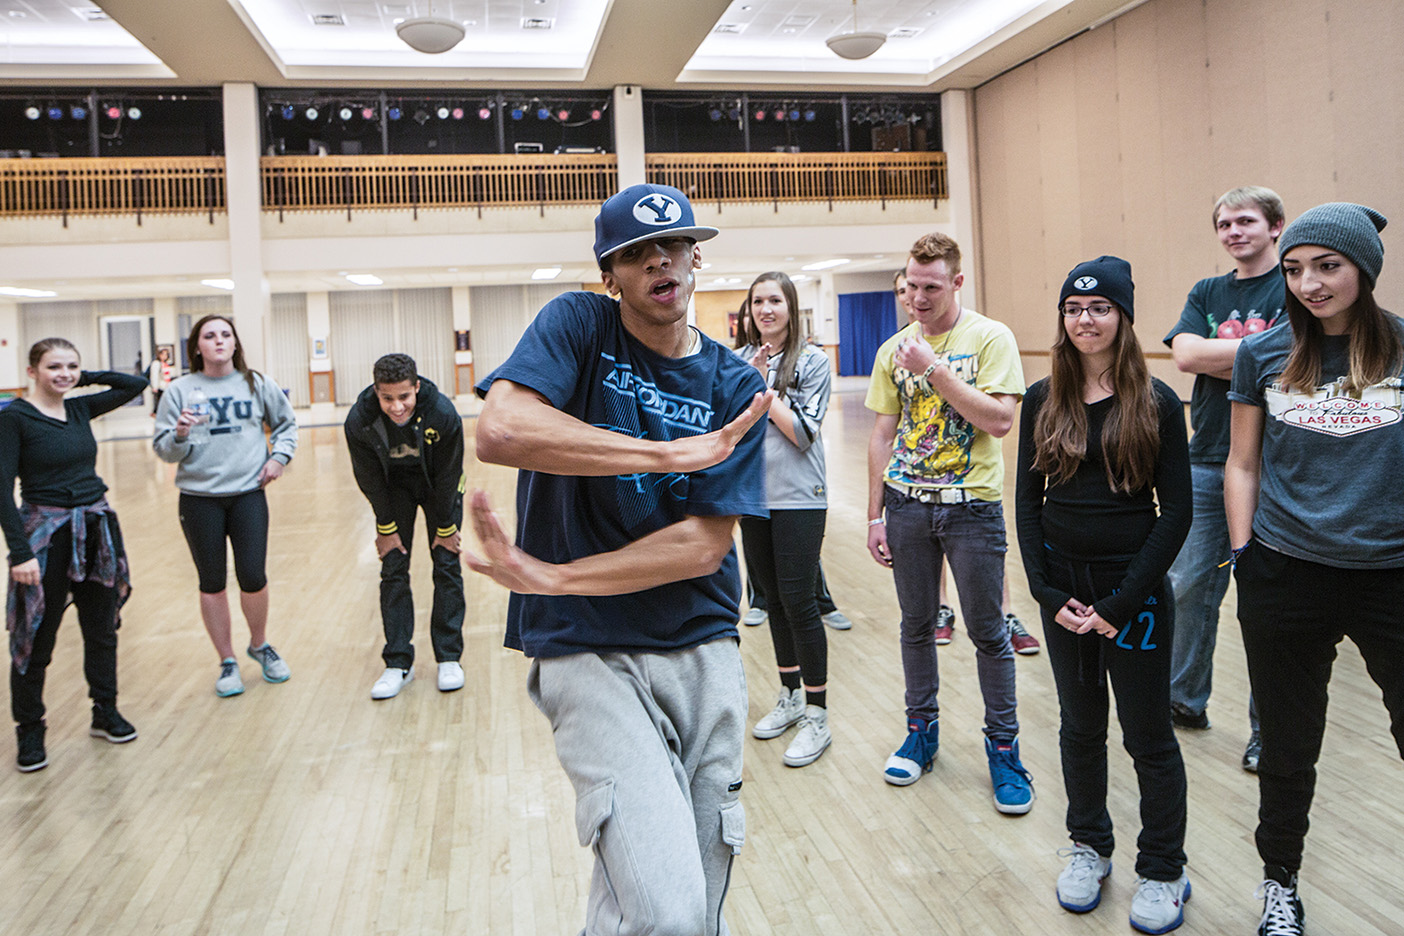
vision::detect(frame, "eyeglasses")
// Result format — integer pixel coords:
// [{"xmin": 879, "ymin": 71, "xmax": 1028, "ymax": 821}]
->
[{"xmin": 1059, "ymin": 303, "xmax": 1115, "ymax": 318}]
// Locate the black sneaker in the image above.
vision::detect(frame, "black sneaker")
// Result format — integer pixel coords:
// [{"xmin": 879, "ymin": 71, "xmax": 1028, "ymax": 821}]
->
[
  {"xmin": 1171, "ymin": 707, "xmax": 1210, "ymax": 730},
  {"xmin": 90, "ymin": 702, "xmax": 138, "ymax": 743},
  {"xmin": 1257, "ymin": 877, "xmax": 1304, "ymax": 936},
  {"xmin": 1242, "ymin": 731, "xmax": 1262, "ymax": 773},
  {"xmin": 16, "ymin": 721, "xmax": 47, "ymax": 772}
]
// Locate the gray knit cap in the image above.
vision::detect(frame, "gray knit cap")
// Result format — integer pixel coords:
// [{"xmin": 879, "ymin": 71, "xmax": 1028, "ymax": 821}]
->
[{"xmin": 1278, "ymin": 202, "xmax": 1388, "ymax": 286}]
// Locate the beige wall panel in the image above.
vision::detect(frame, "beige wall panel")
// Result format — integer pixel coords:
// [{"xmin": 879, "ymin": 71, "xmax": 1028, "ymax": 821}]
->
[
  {"xmin": 1071, "ymin": 24, "xmax": 1125, "ymax": 257},
  {"xmin": 973, "ymin": 75, "xmax": 1014, "ymax": 326},
  {"xmin": 976, "ymin": 0, "xmax": 1404, "ymax": 395},
  {"xmin": 695, "ymin": 289, "xmax": 747, "ymax": 346},
  {"xmin": 1034, "ymin": 39, "xmax": 1085, "ymax": 320}
]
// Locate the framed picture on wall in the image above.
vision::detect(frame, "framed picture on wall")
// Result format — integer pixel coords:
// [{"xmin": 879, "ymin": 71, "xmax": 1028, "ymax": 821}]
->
[
  {"xmin": 312, "ymin": 337, "xmax": 328, "ymax": 359},
  {"xmin": 455, "ymin": 329, "xmax": 471, "ymax": 352}
]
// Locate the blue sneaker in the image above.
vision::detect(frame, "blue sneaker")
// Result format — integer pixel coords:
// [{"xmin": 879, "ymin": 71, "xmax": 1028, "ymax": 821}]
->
[
  {"xmin": 986, "ymin": 737, "xmax": 1034, "ymax": 814},
  {"xmin": 883, "ymin": 718, "xmax": 938, "ymax": 786}
]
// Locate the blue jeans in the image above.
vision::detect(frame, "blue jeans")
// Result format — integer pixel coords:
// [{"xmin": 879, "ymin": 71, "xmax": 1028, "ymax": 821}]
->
[
  {"xmin": 884, "ymin": 487, "xmax": 1018, "ymax": 739},
  {"xmin": 1166, "ymin": 463, "xmax": 1258, "ymax": 729}
]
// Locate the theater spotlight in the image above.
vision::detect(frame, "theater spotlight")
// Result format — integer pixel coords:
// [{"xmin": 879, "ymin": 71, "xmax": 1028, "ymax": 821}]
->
[
  {"xmin": 789, "ymin": 109, "xmax": 800, "ymax": 122},
  {"xmin": 127, "ymin": 107, "xmax": 141, "ymax": 120},
  {"xmin": 774, "ymin": 109, "xmax": 786, "ymax": 121},
  {"xmin": 590, "ymin": 108, "xmax": 602, "ymax": 121},
  {"xmin": 71, "ymin": 105, "xmax": 87, "ymax": 120},
  {"xmin": 510, "ymin": 106, "xmax": 525, "ymax": 120},
  {"xmin": 436, "ymin": 106, "xmax": 450, "ymax": 119},
  {"xmin": 24, "ymin": 105, "xmax": 40, "ymax": 120},
  {"xmin": 557, "ymin": 108, "xmax": 569, "ymax": 121},
  {"xmin": 338, "ymin": 106, "xmax": 353, "ymax": 121},
  {"xmin": 478, "ymin": 106, "xmax": 492, "ymax": 120},
  {"xmin": 754, "ymin": 109, "xmax": 765, "ymax": 121},
  {"xmin": 709, "ymin": 108, "xmax": 722, "ymax": 121},
  {"xmin": 281, "ymin": 104, "xmax": 295, "ymax": 120},
  {"xmin": 106, "ymin": 105, "xmax": 121, "ymax": 119},
  {"xmin": 387, "ymin": 106, "xmax": 403, "ymax": 120},
  {"xmin": 728, "ymin": 107, "xmax": 741, "ymax": 121},
  {"xmin": 304, "ymin": 106, "xmax": 318, "ymax": 120},
  {"xmin": 47, "ymin": 106, "xmax": 63, "ymax": 120},
  {"xmin": 451, "ymin": 107, "xmax": 464, "ymax": 119},
  {"xmin": 536, "ymin": 106, "xmax": 550, "ymax": 120},
  {"xmin": 361, "ymin": 107, "xmax": 375, "ymax": 120},
  {"xmin": 804, "ymin": 109, "xmax": 816, "ymax": 122}
]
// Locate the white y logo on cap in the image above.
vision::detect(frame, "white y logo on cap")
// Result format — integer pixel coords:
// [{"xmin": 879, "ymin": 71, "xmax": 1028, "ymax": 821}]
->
[
  {"xmin": 1074, "ymin": 276, "xmax": 1098, "ymax": 291},
  {"xmin": 634, "ymin": 194, "xmax": 682, "ymax": 226}
]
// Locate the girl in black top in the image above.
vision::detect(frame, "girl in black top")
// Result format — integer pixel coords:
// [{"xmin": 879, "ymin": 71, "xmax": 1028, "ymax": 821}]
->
[
  {"xmin": 1, "ymin": 338, "xmax": 145, "ymax": 773},
  {"xmin": 1014, "ymin": 257, "xmax": 1193, "ymax": 934}
]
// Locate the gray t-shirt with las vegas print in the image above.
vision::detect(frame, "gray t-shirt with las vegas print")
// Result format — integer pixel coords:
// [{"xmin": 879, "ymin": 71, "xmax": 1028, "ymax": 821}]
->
[{"xmin": 1228, "ymin": 315, "xmax": 1404, "ymax": 568}]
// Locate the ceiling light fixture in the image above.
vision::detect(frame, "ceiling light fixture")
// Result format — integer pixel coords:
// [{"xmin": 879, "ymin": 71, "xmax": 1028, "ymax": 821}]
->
[
  {"xmin": 200, "ymin": 279, "xmax": 235, "ymax": 290},
  {"xmin": 395, "ymin": 3, "xmax": 466, "ymax": 54},
  {"xmin": 0, "ymin": 286, "xmax": 58, "ymax": 298},
  {"xmin": 346, "ymin": 274, "xmax": 384, "ymax": 286},
  {"xmin": 801, "ymin": 258, "xmax": 851, "ymax": 271},
  {"xmin": 826, "ymin": 0, "xmax": 886, "ymax": 60},
  {"xmin": 531, "ymin": 267, "xmax": 562, "ymax": 281}
]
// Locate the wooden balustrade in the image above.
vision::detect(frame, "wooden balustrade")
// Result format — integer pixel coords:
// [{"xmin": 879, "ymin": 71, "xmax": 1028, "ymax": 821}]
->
[
  {"xmin": 261, "ymin": 154, "xmax": 619, "ymax": 213},
  {"xmin": 0, "ymin": 157, "xmax": 226, "ymax": 220},
  {"xmin": 646, "ymin": 152, "xmax": 947, "ymax": 206},
  {"xmin": 0, "ymin": 152, "xmax": 947, "ymax": 219}
]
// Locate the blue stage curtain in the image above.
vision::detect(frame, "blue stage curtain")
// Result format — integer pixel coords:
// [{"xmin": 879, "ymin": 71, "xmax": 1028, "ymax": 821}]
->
[{"xmin": 838, "ymin": 291, "xmax": 903, "ymax": 376}]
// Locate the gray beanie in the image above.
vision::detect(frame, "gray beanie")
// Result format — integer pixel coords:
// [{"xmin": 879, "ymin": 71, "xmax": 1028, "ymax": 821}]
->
[{"xmin": 1278, "ymin": 202, "xmax": 1388, "ymax": 286}]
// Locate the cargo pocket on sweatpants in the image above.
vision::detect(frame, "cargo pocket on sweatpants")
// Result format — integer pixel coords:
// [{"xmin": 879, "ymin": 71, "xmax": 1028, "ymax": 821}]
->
[
  {"xmin": 575, "ymin": 778, "xmax": 653, "ymax": 932},
  {"xmin": 718, "ymin": 800, "xmax": 746, "ymax": 854}
]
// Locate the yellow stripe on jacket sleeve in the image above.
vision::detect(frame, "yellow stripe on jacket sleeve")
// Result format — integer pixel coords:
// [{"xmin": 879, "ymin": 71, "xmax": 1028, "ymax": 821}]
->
[{"xmin": 376, "ymin": 521, "xmax": 398, "ymax": 535}]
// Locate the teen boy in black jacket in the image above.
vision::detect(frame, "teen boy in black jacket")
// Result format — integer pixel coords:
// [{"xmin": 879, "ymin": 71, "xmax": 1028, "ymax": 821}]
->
[{"xmin": 345, "ymin": 353, "xmax": 466, "ymax": 699}]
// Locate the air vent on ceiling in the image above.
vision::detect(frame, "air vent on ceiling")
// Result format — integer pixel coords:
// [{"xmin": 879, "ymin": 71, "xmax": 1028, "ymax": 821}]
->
[
  {"xmin": 890, "ymin": 28, "xmax": 922, "ymax": 39},
  {"xmin": 521, "ymin": 17, "xmax": 554, "ymax": 29},
  {"xmin": 80, "ymin": 8, "xmax": 110, "ymax": 20},
  {"xmin": 713, "ymin": 23, "xmax": 744, "ymax": 34},
  {"xmin": 311, "ymin": 14, "xmax": 345, "ymax": 26},
  {"xmin": 781, "ymin": 15, "xmax": 817, "ymax": 28}
]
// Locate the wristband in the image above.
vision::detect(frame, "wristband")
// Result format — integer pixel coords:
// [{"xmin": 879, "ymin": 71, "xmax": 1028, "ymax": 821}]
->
[
  {"xmin": 1219, "ymin": 541, "xmax": 1251, "ymax": 569},
  {"xmin": 867, "ymin": 518, "xmax": 885, "ymax": 527}
]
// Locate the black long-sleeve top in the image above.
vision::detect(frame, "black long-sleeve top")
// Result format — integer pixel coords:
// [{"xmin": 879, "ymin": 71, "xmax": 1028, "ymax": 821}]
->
[
  {"xmin": 1014, "ymin": 377, "xmax": 1192, "ymax": 628},
  {"xmin": 0, "ymin": 370, "xmax": 147, "ymax": 564}
]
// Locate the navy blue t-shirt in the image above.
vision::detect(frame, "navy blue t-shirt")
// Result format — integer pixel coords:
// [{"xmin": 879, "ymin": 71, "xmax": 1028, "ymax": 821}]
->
[{"xmin": 476, "ymin": 291, "xmax": 769, "ymax": 657}]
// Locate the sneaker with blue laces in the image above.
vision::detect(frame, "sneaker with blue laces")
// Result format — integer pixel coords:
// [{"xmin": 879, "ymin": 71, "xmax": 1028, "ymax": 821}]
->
[
  {"xmin": 215, "ymin": 658, "xmax": 244, "ymax": 697},
  {"xmin": 1056, "ymin": 843, "xmax": 1111, "ymax": 912},
  {"xmin": 985, "ymin": 736, "xmax": 1034, "ymax": 814},
  {"xmin": 883, "ymin": 718, "xmax": 938, "ymax": 786},
  {"xmin": 247, "ymin": 643, "xmax": 291, "ymax": 683},
  {"xmin": 1130, "ymin": 873, "xmax": 1190, "ymax": 934}
]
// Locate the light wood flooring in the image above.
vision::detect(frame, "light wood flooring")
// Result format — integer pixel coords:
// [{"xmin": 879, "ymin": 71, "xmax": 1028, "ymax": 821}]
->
[{"xmin": 2, "ymin": 390, "xmax": 1401, "ymax": 936}]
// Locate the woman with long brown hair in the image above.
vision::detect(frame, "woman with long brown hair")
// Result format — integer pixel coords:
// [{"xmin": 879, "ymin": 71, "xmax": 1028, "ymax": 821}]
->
[
  {"xmin": 736, "ymin": 271, "xmax": 835, "ymax": 767},
  {"xmin": 1015, "ymin": 256, "xmax": 1192, "ymax": 933},
  {"xmin": 1224, "ymin": 203, "xmax": 1404, "ymax": 936},
  {"xmin": 154, "ymin": 315, "xmax": 298, "ymax": 698},
  {"xmin": 2, "ymin": 338, "xmax": 145, "ymax": 772}
]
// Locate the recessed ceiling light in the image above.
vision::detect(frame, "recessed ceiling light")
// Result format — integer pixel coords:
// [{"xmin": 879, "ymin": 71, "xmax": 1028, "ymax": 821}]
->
[
  {"xmin": 531, "ymin": 267, "xmax": 562, "ymax": 280},
  {"xmin": 447, "ymin": 267, "xmax": 459, "ymax": 272},
  {"xmin": 200, "ymin": 279, "xmax": 235, "ymax": 290},
  {"xmin": 791, "ymin": 275, "xmax": 811, "ymax": 283},
  {"xmin": 346, "ymin": 273, "xmax": 383, "ymax": 286},
  {"xmin": 801, "ymin": 258, "xmax": 851, "ymax": 271},
  {"xmin": 0, "ymin": 286, "xmax": 58, "ymax": 298}
]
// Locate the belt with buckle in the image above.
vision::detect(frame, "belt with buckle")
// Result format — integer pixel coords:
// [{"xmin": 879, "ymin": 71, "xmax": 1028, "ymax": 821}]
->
[{"xmin": 887, "ymin": 482, "xmax": 974, "ymax": 504}]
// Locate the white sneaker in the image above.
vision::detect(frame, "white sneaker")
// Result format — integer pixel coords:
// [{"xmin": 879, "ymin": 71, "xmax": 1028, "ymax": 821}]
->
[
  {"xmin": 752, "ymin": 687, "xmax": 804, "ymax": 739},
  {"xmin": 1129, "ymin": 873, "xmax": 1189, "ymax": 934},
  {"xmin": 742, "ymin": 608, "xmax": 767, "ymax": 626},
  {"xmin": 782, "ymin": 705, "xmax": 831, "ymax": 767},
  {"xmin": 215, "ymin": 658, "xmax": 244, "ymax": 698},
  {"xmin": 821, "ymin": 610, "xmax": 852, "ymax": 630},
  {"xmin": 437, "ymin": 661, "xmax": 465, "ymax": 692},
  {"xmin": 1056, "ymin": 843, "xmax": 1112, "ymax": 913},
  {"xmin": 371, "ymin": 666, "xmax": 413, "ymax": 700}
]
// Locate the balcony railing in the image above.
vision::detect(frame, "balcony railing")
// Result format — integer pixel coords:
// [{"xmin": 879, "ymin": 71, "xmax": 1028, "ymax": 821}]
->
[
  {"xmin": 646, "ymin": 152, "xmax": 947, "ymax": 208},
  {"xmin": 0, "ymin": 157, "xmax": 226, "ymax": 224},
  {"xmin": 0, "ymin": 152, "xmax": 947, "ymax": 220},
  {"xmin": 262, "ymin": 154, "xmax": 618, "ymax": 216}
]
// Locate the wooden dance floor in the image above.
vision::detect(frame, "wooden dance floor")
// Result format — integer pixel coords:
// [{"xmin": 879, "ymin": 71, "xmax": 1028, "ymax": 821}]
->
[{"xmin": 2, "ymin": 389, "xmax": 1400, "ymax": 935}]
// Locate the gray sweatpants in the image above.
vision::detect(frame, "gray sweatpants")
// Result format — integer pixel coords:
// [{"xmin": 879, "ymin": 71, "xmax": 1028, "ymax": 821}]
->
[{"xmin": 528, "ymin": 638, "xmax": 747, "ymax": 936}]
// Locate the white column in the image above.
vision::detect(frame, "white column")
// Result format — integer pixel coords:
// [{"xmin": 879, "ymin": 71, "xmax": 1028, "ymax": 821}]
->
[
  {"xmin": 940, "ymin": 89, "xmax": 979, "ymax": 312},
  {"xmin": 306, "ymin": 290, "xmax": 331, "ymax": 373},
  {"xmin": 222, "ymin": 82, "xmax": 271, "ymax": 369},
  {"xmin": 152, "ymin": 296, "xmax": 179, "ymax": 348},
  {"xmin": 613, "ymin": 85, "xmax": 646, "ymax": 188},
  {"xmin": 0, "ymin": 300, "xmax": 21, "ymax": 390},
  {"xmin": 452, "ymin": 285, "xmax": 472, "ymax": 396}
]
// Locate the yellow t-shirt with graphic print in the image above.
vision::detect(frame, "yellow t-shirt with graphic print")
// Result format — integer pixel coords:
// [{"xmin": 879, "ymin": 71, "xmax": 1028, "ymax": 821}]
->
[{"xmin": 864, "ymin": 311, "xmax": 1025, "ymax": 502}]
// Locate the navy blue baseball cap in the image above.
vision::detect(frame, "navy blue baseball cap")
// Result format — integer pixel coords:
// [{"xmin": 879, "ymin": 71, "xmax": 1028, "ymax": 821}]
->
[{"xmin": 593, "ymin": 183, "xmax": 719, "ymax": 265}]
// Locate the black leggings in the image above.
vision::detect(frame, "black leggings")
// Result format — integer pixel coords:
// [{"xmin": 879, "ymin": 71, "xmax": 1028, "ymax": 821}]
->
[
  {"xmin": 179, "ymin": 490, "xmax": 269, "ymax": 594},
  {"xmin": 10, "ymin": 519, "xmax": 120, "ymax": 725},
  {"xmin": 740, "ymin": 509, "xmax": 828, "ymax": 689}
]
